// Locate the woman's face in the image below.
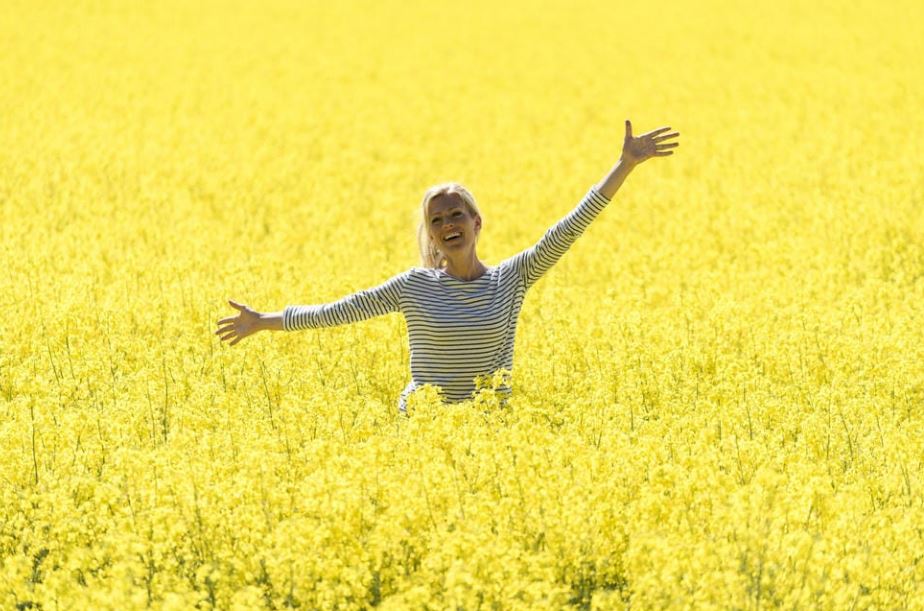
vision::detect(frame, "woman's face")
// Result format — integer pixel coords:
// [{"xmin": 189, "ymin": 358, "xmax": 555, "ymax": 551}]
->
[{"xmin": 427, "ymin": 192, "xmax": 481, "ymax": 254}]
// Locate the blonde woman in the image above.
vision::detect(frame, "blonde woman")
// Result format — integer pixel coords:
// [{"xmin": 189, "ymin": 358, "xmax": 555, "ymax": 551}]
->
[{"xmin": 216, "ymin": 120, "xmax": 679, "ymax": 412}]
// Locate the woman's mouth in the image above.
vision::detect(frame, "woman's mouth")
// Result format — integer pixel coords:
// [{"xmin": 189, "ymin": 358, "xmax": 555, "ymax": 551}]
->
[{"xmin": 443, "ymin": 232, "xmax": 462, "ymax": 243}]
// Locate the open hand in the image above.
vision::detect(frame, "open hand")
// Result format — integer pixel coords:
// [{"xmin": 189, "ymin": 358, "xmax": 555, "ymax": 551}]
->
[
  {"xmin": 215, "ymin": 300, "xmax": 262, "ymax": 346},
  {"xmin": 621, "ymin": 120, "xmax": 679, "ymax": 166}
]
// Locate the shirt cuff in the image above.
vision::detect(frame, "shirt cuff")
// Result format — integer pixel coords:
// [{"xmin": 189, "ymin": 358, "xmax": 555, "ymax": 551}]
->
[{"xmin": 590, "ymin": 185, "xmax": 611, "ymax": 204}]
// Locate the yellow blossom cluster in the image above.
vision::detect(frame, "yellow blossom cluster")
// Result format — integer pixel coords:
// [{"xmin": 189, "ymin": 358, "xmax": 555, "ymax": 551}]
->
[{"xmin": 1, "ymin": 0, "xmax": 923, "ymax": 608}]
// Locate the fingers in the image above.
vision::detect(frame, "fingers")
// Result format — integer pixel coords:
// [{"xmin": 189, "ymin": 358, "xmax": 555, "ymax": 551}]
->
[
  {"xmin": 217, "ymin": 330, "xmax": 243, "ymax": 345},
  {"xmin": 216, "ymin": 301, "xmax": 249, "ymax": 344},
  {"xmin": 652, "ymin": 131, "xmax": 680, "ymax": 142},
  {"xmin": 656, "ymin": 142, "xmax": 679, "ymax": 149},
  {"xmin": 218, "ymin": 301, "xmax": 245, "ymax": 344},
  {"xmin": 641, "ymin": 126, "xmax": 673, "ymax": 138},
  {"xmin": 625, "ymin": 119, "xmax": 632, "ymax": 139}
]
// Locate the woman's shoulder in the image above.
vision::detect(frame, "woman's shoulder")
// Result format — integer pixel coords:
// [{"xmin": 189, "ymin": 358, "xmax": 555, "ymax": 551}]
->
[{"xmin": 404, "ymin": 266, "xmax": 441, "ymax": 280}]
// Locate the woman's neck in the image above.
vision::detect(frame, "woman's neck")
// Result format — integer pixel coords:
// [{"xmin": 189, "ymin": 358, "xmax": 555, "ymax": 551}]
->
[{"xmin": 442, "ymin": 255, "xmax": 488, "ymax": 281}]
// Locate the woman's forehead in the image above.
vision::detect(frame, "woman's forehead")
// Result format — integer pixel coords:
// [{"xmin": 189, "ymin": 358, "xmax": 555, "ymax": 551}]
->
[{"xmin": 428, "ymin": 192, "xmax": 465, "ymax": 215}]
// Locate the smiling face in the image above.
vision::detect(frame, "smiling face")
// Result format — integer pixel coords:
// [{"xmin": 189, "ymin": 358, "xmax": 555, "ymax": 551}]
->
[{"xmin": 427, "ymin": 192, "xmax": 481, "ymax": 254}]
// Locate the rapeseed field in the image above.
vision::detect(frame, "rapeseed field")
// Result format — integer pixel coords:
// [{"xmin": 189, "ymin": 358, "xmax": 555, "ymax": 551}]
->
[{"xmin": 2, "ymin": 0, "xmax": 923, "ymax": 608}]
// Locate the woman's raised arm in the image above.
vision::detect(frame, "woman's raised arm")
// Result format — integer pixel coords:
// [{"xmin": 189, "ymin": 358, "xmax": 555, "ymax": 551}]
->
[
  {"xmin": 596, "ymin": 119, "xmax": 679, "ymax": 199},
  {"xmin": 504, "ymin": 119, "xmax": 679, "ymax": 290},
  {"xmin": 503, "ymin": 186, "xmax": 613, "ymax": 290}
]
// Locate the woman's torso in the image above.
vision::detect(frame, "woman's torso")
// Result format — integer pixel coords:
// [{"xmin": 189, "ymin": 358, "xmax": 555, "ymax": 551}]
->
[{"xmin": 397, "ymin": 261, "xmax": 526, "ymax": 408}]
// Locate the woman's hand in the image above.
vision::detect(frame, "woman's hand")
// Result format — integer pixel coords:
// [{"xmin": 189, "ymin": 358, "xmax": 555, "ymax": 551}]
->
[
  {"xmin": 620, "ymin": 119, "xmax": 680, "ymax": 167},
  {"xmin": 215, "ymin": 300, "xmax": 263, "ymax": 346}
]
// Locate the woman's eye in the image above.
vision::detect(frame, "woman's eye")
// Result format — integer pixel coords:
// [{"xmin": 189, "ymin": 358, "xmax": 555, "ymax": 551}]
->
[
  {"xmin": 453, "ymin": 211, "xmax": 462, "ymax": 216},
  {"xmin": 431, "ymin": 218, "xmax": 439, "ymax": 224}
]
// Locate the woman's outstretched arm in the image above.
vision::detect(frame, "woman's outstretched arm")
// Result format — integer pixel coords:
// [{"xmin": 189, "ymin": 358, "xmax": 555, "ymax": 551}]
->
[
  {"xmin": 215, "ymin": 270, "xmax": 410, "ymax": 346},
  {"xmin": 213, "ymin": 301, "xmax": 280, "ymax": 347}
]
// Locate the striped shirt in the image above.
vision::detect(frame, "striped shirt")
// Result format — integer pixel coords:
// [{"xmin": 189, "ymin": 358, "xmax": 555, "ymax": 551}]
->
[{"xmin": 283, "ymin": 186, "xmax": 612, "ymax": 411}]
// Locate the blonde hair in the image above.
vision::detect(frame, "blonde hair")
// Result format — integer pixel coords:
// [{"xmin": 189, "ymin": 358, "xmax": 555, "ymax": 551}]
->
[{"xmin": 416, "ymin": 182, "xmax": 482, "ymax": 269}]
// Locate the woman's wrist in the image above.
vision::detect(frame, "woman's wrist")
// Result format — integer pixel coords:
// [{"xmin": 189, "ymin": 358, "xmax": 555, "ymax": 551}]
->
[
  {"xmin": 596, "ymin": 158, "xmax": 636, "ymax": 200},
  {"xmin": 617, "ymin": 157, "xmax": 638, "ymax": 171},
  {"xmin": 259, "ymin": 311, "xmax": 285, "ymax": 331}
]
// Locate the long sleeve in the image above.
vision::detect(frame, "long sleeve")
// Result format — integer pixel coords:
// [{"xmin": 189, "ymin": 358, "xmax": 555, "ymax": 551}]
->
[
  {"xmin": 282, "ymin": 270, "xmax": 409, "ymax": 331},
  {"xmin": 504, "ymin": 186, "xmax": 612, "ymax": 290}
]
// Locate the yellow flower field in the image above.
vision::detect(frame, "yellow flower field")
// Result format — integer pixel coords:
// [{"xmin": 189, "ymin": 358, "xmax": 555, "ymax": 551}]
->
[{"xmin": 2, "ymin": 0, "xmax": 923, "ymax": 608}]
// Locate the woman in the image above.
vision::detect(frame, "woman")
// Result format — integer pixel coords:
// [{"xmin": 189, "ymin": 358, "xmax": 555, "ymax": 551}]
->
[{"xmin": 216, "ymin": 120, "xmax": 679, "ymax": 412}]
